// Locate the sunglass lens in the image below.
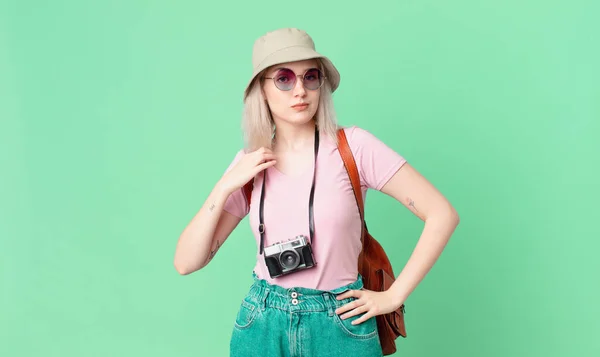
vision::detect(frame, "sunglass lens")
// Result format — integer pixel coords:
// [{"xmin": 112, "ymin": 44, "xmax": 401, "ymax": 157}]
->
[
  {"xmin": 274, "ymin": 69, "xmax": 296, "ymax": 91},
  {"xmin": 304, "ymin": 69, "xmax": 323, "ymax": 90}
]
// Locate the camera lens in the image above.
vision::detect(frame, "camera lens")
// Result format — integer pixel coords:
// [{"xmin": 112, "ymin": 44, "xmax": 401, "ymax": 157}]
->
[{"xmin": 279, "ymin": 250, "xmax": 300, "ymax": 270}]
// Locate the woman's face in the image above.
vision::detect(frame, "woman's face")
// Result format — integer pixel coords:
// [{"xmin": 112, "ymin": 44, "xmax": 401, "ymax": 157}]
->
[{"xmin": 262, "ymin": 59, "xmax": 322, "ymax": 127}]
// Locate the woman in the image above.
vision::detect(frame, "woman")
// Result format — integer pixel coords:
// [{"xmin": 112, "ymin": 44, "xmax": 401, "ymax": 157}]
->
[{"xmin": 174, "ymin": 28, "xmax": 460, "ymax": 357}]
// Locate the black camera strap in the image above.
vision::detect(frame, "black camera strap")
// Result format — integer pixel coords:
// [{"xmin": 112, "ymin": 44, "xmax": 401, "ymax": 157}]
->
[{"xmin": 258, "ymin": 125, "xmax": 320, "ymax": 255}]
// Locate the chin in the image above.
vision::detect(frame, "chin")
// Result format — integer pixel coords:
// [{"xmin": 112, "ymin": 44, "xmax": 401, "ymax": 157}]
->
[
  {"xmin": 274, "ymin": 111, "xmax": 316, "ymax": 126},
  {"xmin": 287, "ymin": 116, "xmax": 316, "ymax": 126},
  {"xmin": 291, "ymin": 109, "xmax": 317, "ymax": 122}
]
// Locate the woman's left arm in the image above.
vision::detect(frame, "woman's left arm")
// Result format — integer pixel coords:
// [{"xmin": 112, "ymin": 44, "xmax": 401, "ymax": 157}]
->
[
  {"xmin": 380, "ymin": 162, "xmax": 460, "ymax": 303},
  {"xmin": 336, "ymin": 163, "xmax": 460, "ymax": 324}
]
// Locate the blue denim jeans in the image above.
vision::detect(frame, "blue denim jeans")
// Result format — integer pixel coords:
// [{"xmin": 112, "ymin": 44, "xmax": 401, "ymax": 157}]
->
[{"xmin": 230, "ymin": 273, "xmax": 383, "ymax": 357}]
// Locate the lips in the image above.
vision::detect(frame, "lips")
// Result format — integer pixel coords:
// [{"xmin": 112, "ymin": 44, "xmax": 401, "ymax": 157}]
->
[{"xmin": 292, "ymin": 103, "xmax": 309, "ymax": 108}]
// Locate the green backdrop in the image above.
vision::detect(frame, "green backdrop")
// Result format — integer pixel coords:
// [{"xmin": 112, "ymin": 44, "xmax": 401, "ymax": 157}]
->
[{"xmin": 1, "ymin": 1, "xmax": 599, "ymax": 356}]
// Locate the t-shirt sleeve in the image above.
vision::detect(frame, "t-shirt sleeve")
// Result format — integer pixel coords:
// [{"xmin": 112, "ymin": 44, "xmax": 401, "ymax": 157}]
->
[
  {"xmin": 222, "ymin": 149, "xmax": 250, "ymax": 219},
  {"xmin": 345, "ymin": 126, "xmax": 408, "ymax": 190}
]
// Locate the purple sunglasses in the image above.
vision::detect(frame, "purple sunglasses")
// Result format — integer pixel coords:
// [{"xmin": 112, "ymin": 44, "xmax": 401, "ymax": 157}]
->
[{"xmin": 264, "ymin": 68, "xmax": 326, "ymax": 91}]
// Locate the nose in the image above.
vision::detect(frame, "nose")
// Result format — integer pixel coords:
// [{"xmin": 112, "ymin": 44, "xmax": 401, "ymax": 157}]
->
[{"xmin": 292, "ymin": 75, "xmax": 306, "ymax": 97}]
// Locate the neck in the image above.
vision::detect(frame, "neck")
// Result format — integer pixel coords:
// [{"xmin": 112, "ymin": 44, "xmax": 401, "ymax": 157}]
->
[{"xmin": 272, "ymin": 119, "xmax": 316, "ymax": 152}]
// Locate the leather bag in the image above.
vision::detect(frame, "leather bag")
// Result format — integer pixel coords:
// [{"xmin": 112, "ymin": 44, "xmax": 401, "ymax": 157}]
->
[{"xmin": 336, "ymin": 128, "xmax": 407, "ymax": 355}]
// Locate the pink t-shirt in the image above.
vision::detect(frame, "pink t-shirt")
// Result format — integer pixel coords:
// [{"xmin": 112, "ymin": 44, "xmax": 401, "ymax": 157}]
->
[{"xmin": 223, "ymin": 126, "xmax": 407, "ymax": 291}]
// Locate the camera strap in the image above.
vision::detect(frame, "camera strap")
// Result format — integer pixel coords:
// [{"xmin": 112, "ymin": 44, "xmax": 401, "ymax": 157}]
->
[{"xmin": 258, "ymin": 125, "xmax": 320, "ymax": 255}]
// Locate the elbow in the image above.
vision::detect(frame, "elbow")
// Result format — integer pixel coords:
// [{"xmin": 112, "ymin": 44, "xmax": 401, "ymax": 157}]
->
[
  {"xmin": 173, "ymin": 259, "xmax": 203, "ymax": 276},
  {"xmin": 450, "ymin": 207, "xmax": 460, "ymax": 226},
  {"xmin": 447, "ymin": 206, "xmax": 460, "ymax": 228},
  {"xmin": 174, "ymin": 263, "xmax": 191, "ymax": 275},
  {"xmin": 427, "ymin": 204, "xmax": 460, "ymax": 226}
]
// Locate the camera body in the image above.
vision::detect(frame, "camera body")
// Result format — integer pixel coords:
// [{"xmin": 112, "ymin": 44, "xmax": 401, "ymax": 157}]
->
[{"xmin": 263, "ymin": 235, "xmax": 316, "ymax": 278}]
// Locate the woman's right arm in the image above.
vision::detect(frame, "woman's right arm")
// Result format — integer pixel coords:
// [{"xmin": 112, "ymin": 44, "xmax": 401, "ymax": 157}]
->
[
  {"xmin": 173, "ymin": 182, "xmax": 240, "ymax": 275},
  {"xmin": 173, "ymin": 147, "xmax": 277, "ymax": 275}
]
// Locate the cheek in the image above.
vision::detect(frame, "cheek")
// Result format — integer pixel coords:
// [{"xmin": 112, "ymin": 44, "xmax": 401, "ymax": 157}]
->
[
  {"xmin": 265, "ymin": 89, "xmax": 288, "ymax": 110},
  {"xmin": 312, "ymin": 90, "xmax": 321, "ymax": 103},
  {"xmin": 309, "ymin": 90, "xmax": 321, "ymax": 109}
]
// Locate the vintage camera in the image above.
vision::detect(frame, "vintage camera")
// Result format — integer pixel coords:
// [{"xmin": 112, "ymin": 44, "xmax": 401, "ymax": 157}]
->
[{"xmin": 263, "ymin": 235, "xmax": 316, "ymax": 278}]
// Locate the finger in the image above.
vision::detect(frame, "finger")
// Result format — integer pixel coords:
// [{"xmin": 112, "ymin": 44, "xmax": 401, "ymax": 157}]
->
[
  {"xmin": 340, "ymin": 304, "xmax": 369, "ymax": 320},
  {"xmin": 256, "ymin": 160, "xmax": 277, "ymax": 172},
  {"xmin": 252, "ymin": 152, "xmax": 276, "ymax": 165},
  {"xmin": 259, "ymin": 153, "xmax": 277, "ymax": 162},
  {"xmin": 256, "ymin": 147, "xmax": 273, "ymax": 155},
  {"xmin": 334, "ymin": 299, "xmax": 363, "ymax": 315},
  {"xmin": 351, "ymin": 310, "xmax": 375, "ymax": 325},
  {"xmin": 336, "ymin": 290, "xmax": 361, "ymax": 301}
]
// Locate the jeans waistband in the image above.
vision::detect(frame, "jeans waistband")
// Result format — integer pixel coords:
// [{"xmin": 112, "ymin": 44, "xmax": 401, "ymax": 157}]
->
[{"xmin": 246, "ymin": 272, "xmax": 364, "ymax": 314}]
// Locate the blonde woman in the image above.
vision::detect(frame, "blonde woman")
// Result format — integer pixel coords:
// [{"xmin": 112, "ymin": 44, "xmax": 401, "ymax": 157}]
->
[{"xmin": 174, "ymin": 28, "xmax": 460, "ymax": 357}]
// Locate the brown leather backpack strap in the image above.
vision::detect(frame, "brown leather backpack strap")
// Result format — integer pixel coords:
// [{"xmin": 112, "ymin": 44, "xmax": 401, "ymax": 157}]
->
[{"xmin": 336, "ymin": 128, "xmax": 367, "ymax": 248}]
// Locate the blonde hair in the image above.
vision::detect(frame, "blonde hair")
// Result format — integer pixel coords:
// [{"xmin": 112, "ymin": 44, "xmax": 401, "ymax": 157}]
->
[{"xmin": 242, "ymin": 59, "xmax": 339, "ymax": 152}]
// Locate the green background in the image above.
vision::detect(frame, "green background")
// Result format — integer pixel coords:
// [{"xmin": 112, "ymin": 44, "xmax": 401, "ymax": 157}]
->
[{"xmin": 1, "ymin": 0, "xmax": 599, "ymax": 356}]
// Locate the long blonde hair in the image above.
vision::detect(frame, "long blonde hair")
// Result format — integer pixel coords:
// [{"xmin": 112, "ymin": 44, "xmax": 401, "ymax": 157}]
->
[{"xmin": 242, "ymin": 59, "xmax": 339, "ymax": 152}]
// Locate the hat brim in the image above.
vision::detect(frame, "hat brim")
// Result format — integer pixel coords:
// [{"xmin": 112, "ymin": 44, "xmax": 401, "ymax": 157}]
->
[{"xmin": 243, "ymin": 45, "xmax": 340, "ymax": 100}]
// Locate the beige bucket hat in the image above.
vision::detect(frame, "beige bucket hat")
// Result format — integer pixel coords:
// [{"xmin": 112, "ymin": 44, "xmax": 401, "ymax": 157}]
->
[{"xmin": 244, "ymin": 28, "xmax": 341, "ymax": 100}]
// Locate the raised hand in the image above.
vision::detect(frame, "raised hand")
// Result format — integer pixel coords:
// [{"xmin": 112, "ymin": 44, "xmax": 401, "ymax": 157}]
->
[{"xmin": 219, "ymin": 147, "xmax": 277, "ymax": 194}]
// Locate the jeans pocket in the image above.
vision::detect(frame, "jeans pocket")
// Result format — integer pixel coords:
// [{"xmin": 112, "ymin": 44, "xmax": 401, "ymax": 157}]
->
[
  {"xmin": 234, "ymin": 299, "xmax": 259, "ymax": 330},
  {"xmin": 333, "ymin": 309, "xmax": 378, "ymax": 340}
]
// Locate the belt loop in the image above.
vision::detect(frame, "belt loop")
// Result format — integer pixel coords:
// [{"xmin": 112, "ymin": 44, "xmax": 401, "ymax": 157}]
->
[
  {"xmin": 322, "ymin": 293, "xmax": 334, "ymax": 317},
  {"xmin": 261, "ymin": 288, "xmax": 270, "ymax": 311}
]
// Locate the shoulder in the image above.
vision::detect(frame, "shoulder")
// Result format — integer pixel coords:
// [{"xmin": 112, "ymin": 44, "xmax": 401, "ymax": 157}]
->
[
  {"xmin": 336, "ymin": 125, "xmax": 408, "ymax": 190},
  {"xmin": 224, "ymin": 148, "xmax": 248, "ymax": 172},
  {"xmin": 232, "ymin": 147, "xmax": 252, "ymax": 161},
  {"xmin": 338, "ymin": 125, "xmax": 386, "ymax": 149},
  {"xmin": 233, "ymin": 148, "xmax": 247, "ymax": 158}
]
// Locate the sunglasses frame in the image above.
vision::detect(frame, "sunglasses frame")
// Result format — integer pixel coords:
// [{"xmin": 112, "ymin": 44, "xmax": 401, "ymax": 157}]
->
[{"xmin": 264, "ymin": 67, "xmax": 327, "ymax": 91}]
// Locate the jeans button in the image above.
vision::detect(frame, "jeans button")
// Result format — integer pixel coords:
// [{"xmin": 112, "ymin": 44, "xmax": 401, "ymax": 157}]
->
[
  {"xmin": 291, "ymin": 298, "xmax": 299, "ymax": 305},
  {"xmin": 291, "ymin": 292, "xmax": 298, "ymax": 298}
]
